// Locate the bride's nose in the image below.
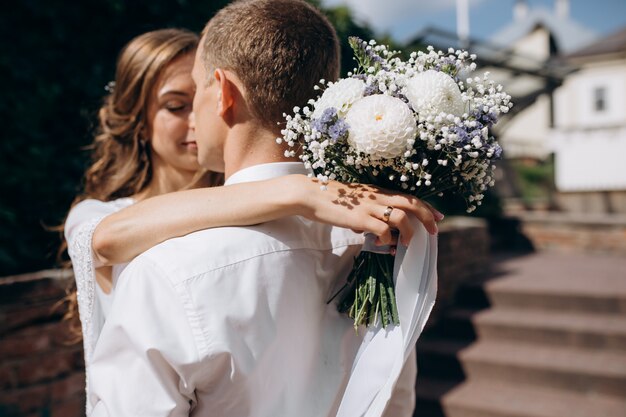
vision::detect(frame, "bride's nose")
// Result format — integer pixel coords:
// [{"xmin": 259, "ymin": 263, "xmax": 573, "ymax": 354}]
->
[{"xmin": 188, "ymin": 112, "xmax": 196, "ymax": 131}]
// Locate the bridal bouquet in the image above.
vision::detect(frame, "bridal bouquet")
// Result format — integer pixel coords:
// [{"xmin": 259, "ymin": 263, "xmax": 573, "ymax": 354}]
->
[{"xmin": 279, "ymin": 38, "xmax": 512, "ymax": 328}]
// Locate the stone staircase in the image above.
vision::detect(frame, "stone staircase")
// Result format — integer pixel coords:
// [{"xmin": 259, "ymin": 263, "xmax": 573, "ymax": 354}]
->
[{"xmin": 414, "ymin": 252, "xmax": 626, "ymax": 417}]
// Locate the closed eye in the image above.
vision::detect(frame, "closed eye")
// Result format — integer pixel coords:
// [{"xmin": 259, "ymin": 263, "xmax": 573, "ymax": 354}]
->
[{"xmin": 165, "ymin": 101, "xmax": 190, "ymax": 112}]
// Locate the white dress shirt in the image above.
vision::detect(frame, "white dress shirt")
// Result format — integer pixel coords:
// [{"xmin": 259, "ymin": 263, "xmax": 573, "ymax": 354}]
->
[
  {"xmin": 89, "ymin": 162, "xmax": 373, "ymax": 417},
  {"xmin": 67, "ymin": 165, "xmax": 422, "ymax": 417},
  {"xmin": 88, "ymin": 162, "xmax": 425, "ymax": 417}
]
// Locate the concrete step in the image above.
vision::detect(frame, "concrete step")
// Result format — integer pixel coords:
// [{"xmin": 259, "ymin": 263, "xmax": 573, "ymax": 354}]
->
[
  {"xmin": 442, "ymin": 380, "xmax": 626, "ymax": 417},
  {"xmin": 472, "ymin": 308, "xmax": 626, "ymax": 350},
  {"xmin": 459, "ymin": 341, "xmax": 626, "ymax": 397},
  {"xmin": 486, "ymin": 286, "xmax": 626, "ymax": 315},
  {"xmin": 483, "ymin": 253, "xmax": 626, "ymax": 314}
]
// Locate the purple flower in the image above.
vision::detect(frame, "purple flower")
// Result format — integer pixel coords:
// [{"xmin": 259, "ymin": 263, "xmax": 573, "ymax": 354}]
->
[
  {"xmin": 320, "ymin": 107, "xmax": 337, "ymax": 124},
  {"xmin": 366, "ymin": 50, "xmax": 385, "ymax": 66},
  {"xmin": 364, "ymin": 84, "xmax": 378, "ymax": 96},
  {"xmin": 493, "ymin": 144, "xmax": 503, "ymax": 159},
  {"xmin": 312, "ymin": 118, "xmax": 326, "ymax": 134},
  {"xmin": 349, "ymin": 36, "xmax": 389, "ymax": 71},
  {"xmin": 473, "ymin": 110, "xmax": 498, "ymax": 128},
  {"xmin": 311, "ymin": 107, "xmax": 349, "ymax": 143},
  {"xmin": 312, "ymin": 107, "xmax": 338, "ymax": 133},
  {"xmin": 328, "ymin": 118, "xmax": 349, "ymax": 143},
  {"xmin": 453, "ymin": 126, "xmax": 471, "ymax": 145},
  {"xmin": 485, "ymin": 112, "xmax": 498, "ymax": 125}
]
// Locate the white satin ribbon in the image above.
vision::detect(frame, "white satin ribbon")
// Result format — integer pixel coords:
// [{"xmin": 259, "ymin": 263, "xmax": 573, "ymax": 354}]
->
[{"xmin": 337, "ymin": 218, "xmax": 438, "ymax": 417}]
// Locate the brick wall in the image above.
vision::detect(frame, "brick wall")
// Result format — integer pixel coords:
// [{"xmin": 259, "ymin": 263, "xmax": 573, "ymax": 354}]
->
[{"xmin": 0, "ymin": 217, "xmax": 491, "ymax": 416}]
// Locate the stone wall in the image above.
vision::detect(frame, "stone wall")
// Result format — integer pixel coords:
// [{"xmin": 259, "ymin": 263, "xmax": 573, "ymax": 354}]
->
[
  {"xmin": 0, "ymin": 270, "xmax": 84, "ymax": 417},
  {"xmin": 0, "ymin": 217, "xmax": 491, "ymax": 416},
  {"xmin": 430, "ymin": 216, "xmax": 491, "ymax": 326},
  {"xmin": 555, "ymin": 190, "xmax": 626, "ymax": 214},
  {"xmin": 517, "ymin": 211, "xmax": 626, "ymax": 255}
]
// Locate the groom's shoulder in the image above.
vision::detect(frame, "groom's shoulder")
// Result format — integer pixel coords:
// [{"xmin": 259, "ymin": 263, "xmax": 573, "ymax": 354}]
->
[{"xmin": 134, "ymin": 218, "xmax": 363, "ymax": 282}]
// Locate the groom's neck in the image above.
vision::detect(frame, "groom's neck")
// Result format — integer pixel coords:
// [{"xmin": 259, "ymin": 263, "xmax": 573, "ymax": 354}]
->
[{"xmin": 222, "ymin": 123, "xmax": 292, "ymax": 180}]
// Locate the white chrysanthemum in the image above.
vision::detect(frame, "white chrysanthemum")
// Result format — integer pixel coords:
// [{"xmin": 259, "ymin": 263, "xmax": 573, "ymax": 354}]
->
[
  {"xmin": 312, "ymin": 78, "xmax": 366, "ymax": 118},
  {"xmin": 405, "ymin": 70, "xmax": 465, "ymax": 117},
  {"xmin": 345, "ymin": 94, "xmax": 417, "ymax": 160}
]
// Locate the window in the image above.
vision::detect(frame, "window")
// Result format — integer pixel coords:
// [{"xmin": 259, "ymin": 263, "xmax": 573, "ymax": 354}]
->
[{"xmin": 594, "ymin": 87, "xmax": 606, "ymax": 112}]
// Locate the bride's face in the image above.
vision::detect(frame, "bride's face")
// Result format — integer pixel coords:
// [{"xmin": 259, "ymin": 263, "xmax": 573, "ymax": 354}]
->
[{"xmin": 147, "ymin": 52, "xmax": 199, "ymax": 175}]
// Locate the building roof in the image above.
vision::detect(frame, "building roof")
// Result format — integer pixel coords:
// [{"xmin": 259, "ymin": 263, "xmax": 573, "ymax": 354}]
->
[
  {"xmin": 567, "ymin": 27, "xmax": 626, "ymax": 59},
  {"xmin": 490, "ymin": 7, "xmax": 598, "ymax": 54}
]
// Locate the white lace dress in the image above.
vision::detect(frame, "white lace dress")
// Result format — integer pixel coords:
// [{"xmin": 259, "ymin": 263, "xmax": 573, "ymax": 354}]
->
[{"xmin": 64, "ymin": 197, "xmax": 135, "ymax": 414}]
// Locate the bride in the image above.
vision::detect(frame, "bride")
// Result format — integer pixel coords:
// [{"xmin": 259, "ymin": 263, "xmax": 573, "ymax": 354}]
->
[{"xmin": 63, "ymin": 28, "xmax": 441, "ymax": 415}]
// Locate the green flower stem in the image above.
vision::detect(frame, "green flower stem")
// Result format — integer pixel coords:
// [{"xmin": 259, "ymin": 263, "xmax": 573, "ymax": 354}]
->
[{"xmin": 338, "ymin": 251, "xmax": 399, "ymax": 329}]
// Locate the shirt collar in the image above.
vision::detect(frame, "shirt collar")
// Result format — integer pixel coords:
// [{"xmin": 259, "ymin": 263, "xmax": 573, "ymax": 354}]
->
[{"xmin": 224, "ymin": 162, "xmax": 309, "ymax": 186}]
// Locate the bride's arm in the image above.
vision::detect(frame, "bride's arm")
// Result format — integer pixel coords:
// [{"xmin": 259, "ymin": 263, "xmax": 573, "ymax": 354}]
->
[{"xmin": 92, "ymin": 174, "xmax": 443, "ymax": 265}]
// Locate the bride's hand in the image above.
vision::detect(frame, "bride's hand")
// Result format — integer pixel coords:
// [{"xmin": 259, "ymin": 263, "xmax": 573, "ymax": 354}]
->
[{"xmin": 286, "ymin": 175, "xmax": 444, "ymax": 246}]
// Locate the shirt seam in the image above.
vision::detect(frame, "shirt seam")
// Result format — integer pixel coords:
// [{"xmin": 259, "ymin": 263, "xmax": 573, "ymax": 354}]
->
[
  {"xmin": 151, "ymin": 238, "xmax": 363, "ymax": 285},
  {"xmin": 137, "ymin": 237, "xmax": 363, "ymax": 358}
]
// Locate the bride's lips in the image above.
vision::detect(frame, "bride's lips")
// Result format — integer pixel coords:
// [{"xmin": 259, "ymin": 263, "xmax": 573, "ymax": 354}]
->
[{"xmin": 182, "ymin": 141, "xmax": 198, "ymax": 150}]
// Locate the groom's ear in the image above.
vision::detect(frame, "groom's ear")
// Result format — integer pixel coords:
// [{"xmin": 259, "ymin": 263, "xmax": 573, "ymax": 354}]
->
[{"xmin": 213, "ymin": 68, "xmax": 235, "ymax": 117}]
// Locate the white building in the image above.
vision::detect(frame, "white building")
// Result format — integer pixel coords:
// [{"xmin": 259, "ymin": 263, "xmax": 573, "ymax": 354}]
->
[
  {"xmin": 489, "ymin": 0, "xmax": 598, "ymax": 160},
  {"xmin": 408, "ymin": 0, "xmax": 626, "ymax": 211},
  {"xmin": 550, "ymin": 28, "xmax": 626, "ymax": 212}
]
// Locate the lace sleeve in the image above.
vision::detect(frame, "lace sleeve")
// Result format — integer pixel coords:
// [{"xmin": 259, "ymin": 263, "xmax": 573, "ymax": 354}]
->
[
  {"xmin": 65, "ymin": 198, "xmax": 134, "ymax": 416},
  {"xmin": 67, "ymin": 214, "xmax": 107, "ymax": 362}
]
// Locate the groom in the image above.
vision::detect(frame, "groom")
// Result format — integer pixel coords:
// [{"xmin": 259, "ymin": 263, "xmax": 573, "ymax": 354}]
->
[{"xmin": 89, "ymin": 1, "xmax": 417, "ymax": 416}]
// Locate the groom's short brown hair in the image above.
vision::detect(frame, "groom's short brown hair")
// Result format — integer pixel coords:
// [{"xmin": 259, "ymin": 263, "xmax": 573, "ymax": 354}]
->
[{"xmin": 201, "ymin": 0, "xmax": 339, "ymax": 132}]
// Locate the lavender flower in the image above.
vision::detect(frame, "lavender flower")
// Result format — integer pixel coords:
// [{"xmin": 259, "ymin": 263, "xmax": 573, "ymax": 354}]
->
[
  {"xmin": 349, "ymin": 37, "xmax": 390, "ymax": 71},
  {"xmin": 311, "ymin": 118, "xmax": 326, "ymax": 135},
  {"xmin": 473, "ymin": 110, "xmax": 498, "ymax": 128},
  {"xmin": 320, "ymin": 107, "xmax": 337, "ymax": 124},
  {"xmin": 328, "ymin": 118, "xmax": 349, "ymax": 143},
  {"xmin": 493, "ymin": 144, "xmax": 503, "ymax": 159},
  {"xmin": 312, "ymin": 107, "xmax": 338, "ymax": 134},
  {"xmin": 363, "ymin": 84, "xmax": 378, "ymax": 96},
  {"xmin": 453, "ymin": 126, "xmax": 471, "ymax": 145}
]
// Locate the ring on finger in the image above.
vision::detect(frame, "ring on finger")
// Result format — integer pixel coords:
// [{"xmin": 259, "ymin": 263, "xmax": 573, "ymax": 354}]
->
[{"xmin": 382, "ymin": 206, "xmax": 394, "ymax": 223}]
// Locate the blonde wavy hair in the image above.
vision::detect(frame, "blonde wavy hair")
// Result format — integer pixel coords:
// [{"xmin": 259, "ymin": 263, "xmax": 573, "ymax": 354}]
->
[{"xmin": 62, "ymin": 28, "xmax": 223, "ymax": 340}]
